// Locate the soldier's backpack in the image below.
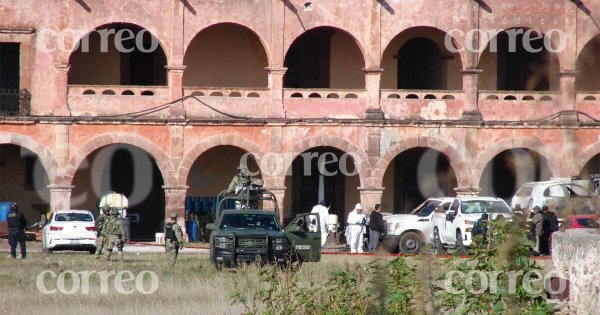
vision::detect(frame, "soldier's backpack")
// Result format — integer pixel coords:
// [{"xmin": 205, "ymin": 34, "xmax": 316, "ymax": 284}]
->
[{"xmin": 165, "ymin": 222, "xmax": 175, "ymax": 240}]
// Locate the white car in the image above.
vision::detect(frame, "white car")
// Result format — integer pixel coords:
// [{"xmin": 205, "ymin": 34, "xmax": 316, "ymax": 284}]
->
[
  {"xmin": 431, "ymin": 197, "xmax": 513, "ymax": 252},
  {"xmin": 382, "ymin": 198, "xmax": 452, "ymax": 254},
  {"xmin": 42, "ymin": 210, "xmax": 97, "ymax": 254},
  {"xmin": 511, "ymin": 180, "xmax": 597, "ymax": 214}
]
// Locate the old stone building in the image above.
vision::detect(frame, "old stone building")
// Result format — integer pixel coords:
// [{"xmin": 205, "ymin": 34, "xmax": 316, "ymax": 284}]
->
[{"xmin": 1, "ymin": 0, "xmax": 600, "ymax": 240}]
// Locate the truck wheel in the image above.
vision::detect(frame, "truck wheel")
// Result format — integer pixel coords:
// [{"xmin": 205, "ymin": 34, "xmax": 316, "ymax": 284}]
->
[
  {"xmin": 456, "ymin": 231, "xmax": 467, "ymax": 256},
  {"xmin": 399, "ymin": 232, "xmax": 422, "ymax": 254},
  {"xmin": 432, "ymin": 228, "xmax": 444, "ymax": 255}
]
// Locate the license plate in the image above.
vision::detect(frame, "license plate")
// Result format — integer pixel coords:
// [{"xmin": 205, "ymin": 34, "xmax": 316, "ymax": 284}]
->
[{"xmin": 71, "ymin": 240, "xmax": 80, "ymax": 244}]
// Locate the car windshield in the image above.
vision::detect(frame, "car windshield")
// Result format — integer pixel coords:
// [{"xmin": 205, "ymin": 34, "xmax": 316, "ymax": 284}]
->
[
  {"xmin": 412, "ymin": 200, "xmax": 442, "ymax": 217},
  {"xmin": 54, "ymin": 212, "xmax": 93, "ymax": 222},
  {"xmin": 461, "ymin": 200, "xmax": 511, "ymax": 214},
  {"xmin": 516, "ymin": 185, "xmax": 534, "ymax": 197},
  {"xmin": 220, "ymin": 213, "xmax": 281, "ymax": 231}
]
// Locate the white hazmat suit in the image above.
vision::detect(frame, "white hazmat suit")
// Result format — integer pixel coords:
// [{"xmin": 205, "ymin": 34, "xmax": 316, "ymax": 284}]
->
[
  {"xmin": 311, "ymin": 202, "xmax": 329, "ymax": 248},
  {"xmin": 346, "ymin": 203, "xmax": 367, "ymax": 253}
]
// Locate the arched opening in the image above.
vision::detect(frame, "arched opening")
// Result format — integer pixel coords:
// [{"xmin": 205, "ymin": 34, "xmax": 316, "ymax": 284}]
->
[
  {"xmin": 480, "ymin": 148, "xmax": 552, "ymax": 202},
  {"xmin": 478, "ymin": 28, "xmax": 559, "ymax": 91},
  {"xmin": 71, "ymin": 144, "xmax": 165, "ymax": 241},
  {"xmin": 186, "ymin": 146, "xmax": 261, "ymax": 241},
  {"xmin": 381, "ymin": 27, "xmax": 463, "ymax": 90},
  {"xmin": 284, "ymin": 147, "xmax": 360, "ymax": 226},
  {"xmin": 576, "ymin": 35, "xmax": 600, "ymax": 91},
  {"xmin": 381, "ymin": 148, "xmax": 457, "ymax": 214},
  {"xmin": 0, "ymin": 144, "xmax": 50, "ymax": 227},
  {"xmin": 284, "ymin": 27, "xmax": 365, "ymax": 89},
  {"xmin": 580, "ymin": 153, "xmax": 600, "ymax": 178},
  {"xmin": 68, "ymin": 23, "xmax": 167, "ymax": 86},
  {"xmin": 183, "ymin": 23, "xmax": 268, "ymax": 88}
]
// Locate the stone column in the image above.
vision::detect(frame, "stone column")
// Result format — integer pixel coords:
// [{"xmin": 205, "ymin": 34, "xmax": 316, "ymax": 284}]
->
[
  {"xmin": 553, "ymin": 229, "xmax": 600, "ymax": 314},
  {"xmin": 559, "ymin": 70, "xmax": 578, "ymax": 122},
  {"xmin": 268, "ymin": 187, "xmax": 286, "ymax": 224},
  {"xmin": 54, "ymin": 63, "xmax": 70, "ymax": 116},
  {"xmin": 48, "ymin": 185, "xmax": 74, "ymax": 212},
  {"xmin": 358, "ymin": 187, "xmax": 384, "ymax": 214},
  {"xmin": 166, "ymin": 65, "xmax": 187, "ymax": 118},
  {"xmin": 461, "ymin": 69, "xmax": 482, "ymax": 121},
  {"xmin": 163, "ymin": 185, "xmax": 188, "ymax": 238},
  {"xmin": 454, "ymin": 187, "xmax": 481, "ymax": 197},
  {"xmin": 363, "ymin": 68, "xmax": 384, "ymax": 119},
  {"xmin": 266, "ymin": 67, "xmax": 287, "ymax": 118}
]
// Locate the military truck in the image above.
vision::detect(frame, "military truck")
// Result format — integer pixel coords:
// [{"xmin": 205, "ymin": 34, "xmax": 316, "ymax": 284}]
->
[{"xmin": 206, "ymin": 172, "xmax": 321, "ymax": 268}]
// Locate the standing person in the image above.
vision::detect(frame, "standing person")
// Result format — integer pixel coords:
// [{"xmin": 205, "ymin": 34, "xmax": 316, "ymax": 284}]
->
[
  {"xmin": 165, "ymin": 212, "xmax": 184, "ymax": 266},
  {"xmin": 368, "ymin": 204, "xmax": 385, "ymax": 252},
  {"xmin": 530, "ymin": 206, "xmax": 544, "ymax": 256},
  {"xmin": 7, "ymin": 203, "xmax": 27, "ymax": 259},
  {"xmin": 311, "ymin": 199, "xmax": 329, "ymax": 248},
  {"xmin": 94, "ymin": 206, "xmax": 110, "ymax": 261},
  {"xmin": 104, "ymin": 209, "xmax": 127, "ymax": 262},
  {"xmin": 541, "ymin": 206, "xmax": 559, "ymax": 255},
  {"xmin": 347, "ymin": 203, "xmax": 367, "ymax": 253},
  {"xmin": 471, "ymin": 213, "xmax": 489, "ymax": 247}
]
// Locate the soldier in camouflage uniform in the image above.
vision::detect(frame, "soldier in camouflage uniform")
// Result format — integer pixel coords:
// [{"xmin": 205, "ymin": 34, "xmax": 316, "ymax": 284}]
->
[
  {"xmin": 165, "ymin": 212, "xmax": 183, "ymax": 266},
  {"xmin": 104, "ymin": 209, "xmax": 127, "ymax": 261},
  {"xmin": 94, "ymin": 206, "xmax": 110, "ymax": 260}
]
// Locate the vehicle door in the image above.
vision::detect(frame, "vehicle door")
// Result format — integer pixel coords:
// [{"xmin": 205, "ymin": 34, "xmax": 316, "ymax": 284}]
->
[
  {"xmin": 444, "ymin": 199, "xmax": 460, "ymax": 242},
  {"xmin": 284, "ymin": 213, "xmax": 321, "ymax": 262},
  {"xmin": 432, "ymin": 201, "xmax": 451, "ymax": 242},
  {"xmin": 543, "ymin": 184, "xmax": 568, "ymax": 210}
]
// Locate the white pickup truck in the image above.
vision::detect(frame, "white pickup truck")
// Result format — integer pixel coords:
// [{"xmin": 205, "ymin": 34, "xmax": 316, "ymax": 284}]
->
[
  {"xmin": 382, "ymin": 198, "xmax": 452, "ymax": 254},
  {"xmin": 431, "ymin": 197, "xmax": 513, "ymax": 253}
]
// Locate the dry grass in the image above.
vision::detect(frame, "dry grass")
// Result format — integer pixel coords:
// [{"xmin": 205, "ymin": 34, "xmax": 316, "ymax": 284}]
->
[
  {"xmin": 0, "ymin": 247, "xmax": 382, "ymax": 315},
  {"xmin": 0, "ymin": 240, "xmax": 556, "ymax": 315}
]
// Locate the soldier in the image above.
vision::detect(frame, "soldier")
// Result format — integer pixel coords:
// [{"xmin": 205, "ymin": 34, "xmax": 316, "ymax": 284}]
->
[
  {"xmin": 94, "ymin": 206, "xmax": 110, "ymax": 260},
  {"xmin": 104, "ymin": 209, "xmax": 127, "ymax": 261},
  {"xmin": 165, "ymin": 211, "xmax": 184, "ymax": 266},
  {"xmin": 7, "ymin": 203, "xmax": 27, "ymax": 259},
  {"xmin": 227, "ymin": 166, "xmax": 250, "ymax": 194}
]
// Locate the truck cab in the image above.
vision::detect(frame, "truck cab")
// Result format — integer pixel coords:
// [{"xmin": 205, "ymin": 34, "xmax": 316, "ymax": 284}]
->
[
  {"xmin": 431, "ymin": 197, "xmax": 513, "ymax": 253},
  {"xmin": 206, "ymin": 181, "xmax": 320, "ymax": 268}
]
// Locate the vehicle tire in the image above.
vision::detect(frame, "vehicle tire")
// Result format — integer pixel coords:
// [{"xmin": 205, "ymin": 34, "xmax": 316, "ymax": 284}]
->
[
  {"xmin": 89, "ymin": 248, "xmax": 96, "ymax": 255},
  {"xmin": 456, "ymin": 230, "xmax": 467, "ymax": 256},
  {"xmin": 432, "ymin": 228, "xmax": 444, "ymax": 255},
  {"xmin": 399, "ymin": 232, "xmax": 422, "ymax": 254},
  {"xmin": 209, "ymin": 234, "xmax": 221, "ymax": 270}
]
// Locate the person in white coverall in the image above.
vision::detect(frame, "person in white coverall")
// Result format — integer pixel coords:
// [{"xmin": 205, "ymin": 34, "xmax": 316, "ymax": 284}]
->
[
  {"xmin": 311, "ymin": 199, "xmax": 330, "ymax": 248},
  {"xmin": 347, "ymin": 203, "xmax": 367, "ymax": 253}
]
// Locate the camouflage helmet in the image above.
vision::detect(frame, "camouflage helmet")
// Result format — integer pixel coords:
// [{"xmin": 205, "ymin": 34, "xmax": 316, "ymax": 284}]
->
[
  {"xmin": 170, "ymin": 212, "xmax": 178, "ymax": 219},
  {"xmin": 101, "ymin": 205, "xmax": 110, "ymax": 213}
]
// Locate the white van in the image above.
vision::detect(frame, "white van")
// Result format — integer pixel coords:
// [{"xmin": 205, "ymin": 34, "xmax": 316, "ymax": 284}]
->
[{"xmin": 511, "ymin": 180, "xmax": 597, "ymax": 214}]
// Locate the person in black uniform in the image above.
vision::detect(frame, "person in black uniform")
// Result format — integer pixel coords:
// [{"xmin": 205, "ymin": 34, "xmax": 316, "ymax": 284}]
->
[
  {"xmin": 7, "ymin": 203, "xmax": 27, "ymax": 259},
  {"xmin": 368, "ymin": 204, "xmax": 385, "ymax": 252}
]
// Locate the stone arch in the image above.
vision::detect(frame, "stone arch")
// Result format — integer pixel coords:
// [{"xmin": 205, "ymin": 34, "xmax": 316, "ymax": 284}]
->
[
  {"xmin": 67, "ymin": 133, "xmax": 175, "ymax": 186},
  {"xmin": 574, "ymin": 142, "xmax": 600, "ymax": 176},
  {"xmin": 374, "ymin": 136, "xmax": 467, "ymax": 188},
  {"xmin": 185, "ymin": 21, "xmax": 271, "ymax": 66},
  {"xmin": 0, "ymin": 133, "xmax": 58, "ymax": 182},
  {"xmin": 66, "ymin": 21, "xmax": 170, "ymax": 65},
  {"xmin": 474, "ymin": 137, "xmax": 562, "ymax": 187},
  {"xmin": 283, "ymin": 135, "xmax": 371, "ymax": 188},
  {"xmin": 381, "ymin": 25, "xmax": 466, "ymax": 71},
  {"xmin": 177, "ymin": 134, "xmax": 266, "ymax": 185},
  {"xmin": 283, "ymin": 25, "xmax": 367, "ymax": 70}
]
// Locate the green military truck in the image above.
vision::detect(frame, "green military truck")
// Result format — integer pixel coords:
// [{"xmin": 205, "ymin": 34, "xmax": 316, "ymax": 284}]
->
[{"xmin": 206, "ymin": 175, "xmax": 321, "ymax": 268}]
